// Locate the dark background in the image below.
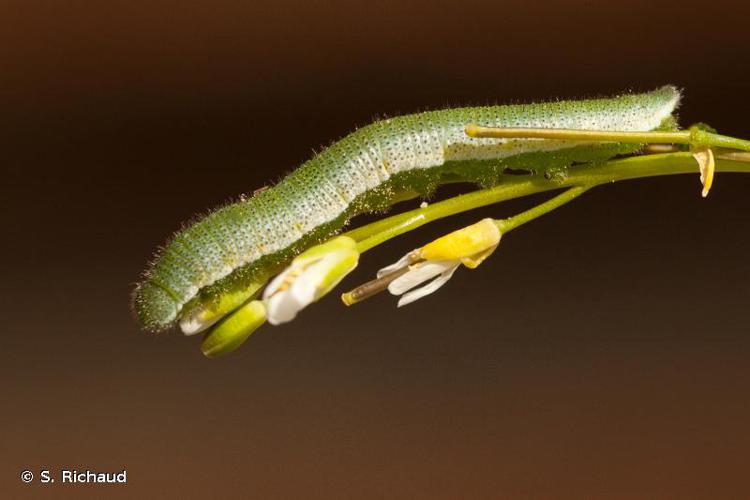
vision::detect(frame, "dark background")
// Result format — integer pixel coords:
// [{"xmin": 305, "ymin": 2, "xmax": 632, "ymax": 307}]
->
[{"xmin": 3, "ymin": 1, "xmax": 749, "ymax": 498}]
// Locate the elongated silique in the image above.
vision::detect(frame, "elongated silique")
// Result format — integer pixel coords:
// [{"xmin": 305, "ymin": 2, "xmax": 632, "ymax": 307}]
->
[{"xmin": 133, "ymin": 86, "xmax": 681, "ymax": 331}]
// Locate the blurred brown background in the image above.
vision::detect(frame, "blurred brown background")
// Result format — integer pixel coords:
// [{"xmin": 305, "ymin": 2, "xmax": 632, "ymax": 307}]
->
[{"xmin": 2, "ymin": 0, "xmax": 749, "ymax": 498}]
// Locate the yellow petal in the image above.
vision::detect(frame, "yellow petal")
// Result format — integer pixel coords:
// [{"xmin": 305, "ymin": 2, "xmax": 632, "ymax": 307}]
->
[
  {"xmin": 460, "ymin": 244, "xmax": 499, "ymax": 269},
  {"xmin": 420, "ymin": 218, "xmax": 501, "ymax": 263},
  {"xmin": 692, "ymin": 147, "xmax": 715, "ymax": 198}
]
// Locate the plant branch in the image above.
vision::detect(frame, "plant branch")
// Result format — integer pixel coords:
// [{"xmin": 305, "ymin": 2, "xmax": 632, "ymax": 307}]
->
[{"xmin": 345, "ymin": 153, "xmax": 750, "ymax": 254}]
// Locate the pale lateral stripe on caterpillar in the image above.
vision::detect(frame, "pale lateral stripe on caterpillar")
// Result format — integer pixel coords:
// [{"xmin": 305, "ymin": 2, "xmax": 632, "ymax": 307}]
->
[{"xmin": 133, "ymin": 86, "xmax": 680, "ymax": 331}]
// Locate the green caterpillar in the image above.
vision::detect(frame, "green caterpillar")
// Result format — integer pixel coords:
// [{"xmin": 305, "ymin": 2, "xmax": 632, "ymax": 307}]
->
[{"xmin": 133, "ymin": 86, "xmax": 681, "ymax": 332}]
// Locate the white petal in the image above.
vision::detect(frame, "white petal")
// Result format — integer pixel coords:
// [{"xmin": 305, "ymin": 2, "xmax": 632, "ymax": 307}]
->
[
  {"xmin": 179, "ymin": 314, "xmax": 220, "ymax": 336},
  {"xmin": 266, "ymin": 291, "xmax": 305, "ymax": 325},
  {"xmin": 266, "ymin": 253, "xmax": 348, "ymax": 325},
  {"xmin": 289, "ymin": 260, "xmax": 323, "ymax": 305},
  {"xmin": 397, "ymin": 264, "xmax": 459, "ymax": 307},
  {"xmin": 388, "ymin": 260, "xmax": 455, "ymax": 295},
  {"xmin": 377, "ymin": 250, "xmax": 418, "ymax": 278},
  {"xmin": 263, "ymin": 266, "xmax": 295, "ymax": 299},
  {"xmin": 264, "ymin": 265, "xmax": 306, "ymax": 324}
]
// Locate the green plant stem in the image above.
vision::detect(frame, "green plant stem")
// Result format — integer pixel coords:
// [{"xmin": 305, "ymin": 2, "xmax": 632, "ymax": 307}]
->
[
  {"xmin": 345, "ymin": 152, "xmax": 750, "ymax": 254},
  {"xmin": 465, "ymin": 125, "xmax": 750, "ymax": 152},
  {"xmin": 496, "ymin": 185, "xmax": 591, "ymax": 233}
]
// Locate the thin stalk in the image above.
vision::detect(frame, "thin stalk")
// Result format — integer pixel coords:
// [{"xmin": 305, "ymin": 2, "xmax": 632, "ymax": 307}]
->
[
  {"xmin": 344, "ymin": 153, "xmax": 750, "ymax": 255},
  {"xmin": 496, "ymin": 186, "xmax": 591, "ymax": 233},
  {"xmin": 465, "ymin": 125, "xmax": 750, "ymax": 153}
]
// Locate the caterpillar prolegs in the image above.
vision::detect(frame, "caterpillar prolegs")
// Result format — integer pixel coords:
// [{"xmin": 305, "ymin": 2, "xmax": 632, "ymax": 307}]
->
[{"xmin": 133, "ymin": 86, "xmax": 685, "ymax": 332}]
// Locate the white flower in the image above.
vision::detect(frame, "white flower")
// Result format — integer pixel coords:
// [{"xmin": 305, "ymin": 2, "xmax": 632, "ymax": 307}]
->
[
  {"xmin": 263, "ymin": 236, "xmax": 359, "ymax": 324},
  {"xmin": 381, "ymin": 218, "xmax": 501, "ymax": 307},
  {"xmin": 387, "ymin": 259, "xmax": 461, "ymax": 307}
]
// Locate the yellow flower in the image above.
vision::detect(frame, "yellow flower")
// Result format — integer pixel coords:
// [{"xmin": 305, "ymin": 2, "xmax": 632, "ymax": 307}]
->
[{"xmin": 382, "ymin": 218, "xmax": 501, "ymax": 307}]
